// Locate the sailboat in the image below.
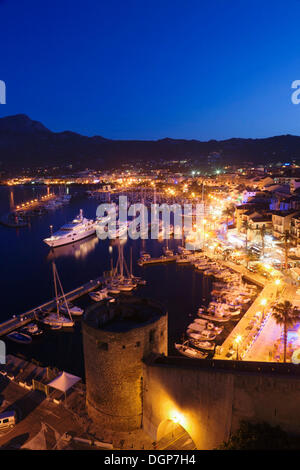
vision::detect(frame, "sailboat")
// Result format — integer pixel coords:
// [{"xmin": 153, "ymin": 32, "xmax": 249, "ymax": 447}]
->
[
  {"xmin": 106, "ymin": 242, "xmax": 137, "ymax": 292},
  {"xmin": 42, "ymin": 261, "xmax": 75, "ymax": 328}
]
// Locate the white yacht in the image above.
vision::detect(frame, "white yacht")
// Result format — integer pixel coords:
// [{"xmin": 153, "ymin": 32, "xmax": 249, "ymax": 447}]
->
[{"xmin": 43, "ymin": 210, "xmax": 96, "ymax": 248}]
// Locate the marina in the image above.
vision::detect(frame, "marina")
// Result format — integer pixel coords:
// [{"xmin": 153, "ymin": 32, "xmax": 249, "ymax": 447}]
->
[{"xmin": 0, "ymin": 184, "xmax": 265, "ymax": 372}]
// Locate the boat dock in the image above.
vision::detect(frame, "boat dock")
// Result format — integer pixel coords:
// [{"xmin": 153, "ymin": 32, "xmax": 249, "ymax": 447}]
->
[{"xmin": 0, "ymin": 276, "xmax": 103, "ymax": 337}]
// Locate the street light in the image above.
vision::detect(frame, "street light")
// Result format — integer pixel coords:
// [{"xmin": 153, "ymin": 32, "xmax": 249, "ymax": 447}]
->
[{"xmin": 234, "ymin": 335, "xmax": 242, "ymax": 360}]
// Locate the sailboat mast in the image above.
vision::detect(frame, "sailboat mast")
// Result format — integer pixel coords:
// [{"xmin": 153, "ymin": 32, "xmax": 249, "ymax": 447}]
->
[
  {"xmin": 54, "ymin": 263, "xmax": 72, "ymax": 321},
  {"xmin": 52, "ymin": 261, "xmax": 59, "ymax": 316}
]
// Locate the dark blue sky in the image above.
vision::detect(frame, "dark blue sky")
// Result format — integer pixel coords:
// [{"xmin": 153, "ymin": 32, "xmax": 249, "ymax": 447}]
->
[{"xmin": 1, "ymin": 0, "xmax": 300, "ymax": 140}]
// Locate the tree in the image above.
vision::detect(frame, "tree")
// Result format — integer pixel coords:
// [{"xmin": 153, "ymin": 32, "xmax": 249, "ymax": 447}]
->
[
  {"xmin": 272, "ymin": 300, "xmax": 300, "ymax": 362},
  {"xmin": 223, "ymin": 207, "xmax": 234, "ymax": 230},
  {"xmin": 242, "ymin": 219, "xmax": 250, "ymax": 252},
  {"xmin": 218, "ymin": 420, "xmax": 293, "ymax": 450}
]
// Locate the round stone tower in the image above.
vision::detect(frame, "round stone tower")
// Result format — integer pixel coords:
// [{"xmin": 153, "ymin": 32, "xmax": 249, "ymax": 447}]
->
[{"xmin": 82, "ymin": 296, "xmax": 168, "ymax": 432}]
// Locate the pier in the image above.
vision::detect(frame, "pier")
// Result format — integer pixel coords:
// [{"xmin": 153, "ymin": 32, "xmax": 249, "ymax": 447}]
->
[{"xmin": 0, "ymin": 276, "xmax": 104, "ymax": 337}]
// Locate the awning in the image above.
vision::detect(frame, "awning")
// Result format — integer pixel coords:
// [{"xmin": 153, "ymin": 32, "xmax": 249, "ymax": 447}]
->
[{"xmin": 48, "ymin": 371, "xmax": 81, "ymax": 393}]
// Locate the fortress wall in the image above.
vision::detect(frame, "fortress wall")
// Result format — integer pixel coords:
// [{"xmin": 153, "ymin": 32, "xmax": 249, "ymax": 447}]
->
[{"xmin": 143, "ymin": 359, "xmax": 300, "ymax": 449}]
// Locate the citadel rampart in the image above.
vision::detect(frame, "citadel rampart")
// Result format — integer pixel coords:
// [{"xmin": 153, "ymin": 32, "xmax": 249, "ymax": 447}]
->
[{"xmin": 143, "ymin": 355, "xmax": 300, "ymax": 449}]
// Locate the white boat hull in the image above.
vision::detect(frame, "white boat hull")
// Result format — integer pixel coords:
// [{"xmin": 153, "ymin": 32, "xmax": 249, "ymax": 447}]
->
[{"xmin": 44, "ymin": 227, "xmax": 96, "ymax": 248}]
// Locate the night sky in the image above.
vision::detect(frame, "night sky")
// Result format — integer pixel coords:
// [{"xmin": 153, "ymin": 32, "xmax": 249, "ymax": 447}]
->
[{"xmin": 1, "ymin": 0, "xmax": 300, "ymax": 140}]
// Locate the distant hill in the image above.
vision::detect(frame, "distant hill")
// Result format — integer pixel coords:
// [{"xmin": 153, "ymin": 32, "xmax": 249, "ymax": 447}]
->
[{"xmin": 1, "ymin": 114, "xmax": 300, "ymax": 170}]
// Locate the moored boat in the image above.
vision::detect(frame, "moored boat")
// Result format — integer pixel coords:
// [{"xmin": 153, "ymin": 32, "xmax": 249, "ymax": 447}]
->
[
  {"xmin": 42, "ymin": 313, "xmax": 74, "ymax": 328},
  {"xmin": 6, "ymin": 331, "xmax": 32, "ymax": 344},
  {"xmin": 175, "ymin": 342, "xmax": 208, "ymax": 359},
  {"xmin": 60, "ymin": 302, "xmax": 84, "ymax": 316}
]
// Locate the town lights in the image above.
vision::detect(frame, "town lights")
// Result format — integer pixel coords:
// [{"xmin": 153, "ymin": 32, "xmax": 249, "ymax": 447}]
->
[{"xmin": 234, "ymin": 334, "xmax": 242, "ymax": 360}]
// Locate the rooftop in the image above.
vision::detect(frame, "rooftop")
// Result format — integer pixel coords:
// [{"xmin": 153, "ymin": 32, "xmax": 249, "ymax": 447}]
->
[{"xmin": 84, "ymin": 295, "xmax": 166, "ymax": 332}]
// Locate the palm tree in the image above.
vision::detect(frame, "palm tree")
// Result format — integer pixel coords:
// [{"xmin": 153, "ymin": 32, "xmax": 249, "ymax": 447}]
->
[
  {"xmin": 224, "ymin": 207, "xmax": 234, "ymax": 230},
  {"xmin": 272, "ymin": 301, "xmax": 300, "ymax": 362},
  {"xmin": 280, "ymin": 230, "xmax": 291, "ymax": 271},
  {"xmin": 242, "ymin": 219, "xmax": 250, "ymax": 252}
]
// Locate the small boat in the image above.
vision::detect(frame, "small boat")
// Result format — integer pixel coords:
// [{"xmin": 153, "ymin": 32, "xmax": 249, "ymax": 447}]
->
[
  {"xmin": 188, "ymin": 330, "xmax": 217, "ymax": 341},
  {"xmin": 106, "ymin": 283, "xmax": 121, "ymax": 295},
  {"xmin": 187, "ymin": 322, "xmax": 206, "ymax": 332},
  {"xmin": 207, "ymin": 324, "xmax": 224, "ymax": 334},
  {"xmin": 89, "ymin": 288, "xmax": 109, "ymax": 302},
  {"xmin": 21, "ymin": 323, "xmax": 43, "ymax": 336},
  {"xmin": 191, "ymin": 340, "xmax": 215, "ymax": 351},
  {"xmin": 175, "ymin": 342, "xmax": 208, "ymax": 359},
  {"xmin": 194, "ymin": 318, "xmax": 208, "ymax": 326},
  {"xmin": 132, "ymin": 277, "xmax": 146, "ymax": 286},
  {"xmin": 59, "ymin": 302, "xmax": 83, "ymax": 316},
  {"xmin": 198, "ymin": 313, "xmax": 231, "ymax": 323},
  {"xmin": 42, "ymin": 313, "xmax": 74, "ymax": 328},
  {"xmin": 6, "ymin": 331, "xmax": 32, "ymax": 344},
  {"xmin": 118, "ymin": 281, "xmax": 136, "ymax": 292}
]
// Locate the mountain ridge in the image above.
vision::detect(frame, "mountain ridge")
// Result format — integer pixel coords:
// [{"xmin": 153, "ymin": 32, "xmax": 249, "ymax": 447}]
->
[{"xmin": 1, "ymin": 114, "xmax": 300, "ymax": 170}]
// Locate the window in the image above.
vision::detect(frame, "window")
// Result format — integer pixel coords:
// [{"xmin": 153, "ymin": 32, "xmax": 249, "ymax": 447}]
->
[
  {"xmin": 3, "ymin": 419, "xmax": 8, "ymax": 423},
  {"xmin": 135, "ymin": 341, "xmax": 141, "ymax": 347}
]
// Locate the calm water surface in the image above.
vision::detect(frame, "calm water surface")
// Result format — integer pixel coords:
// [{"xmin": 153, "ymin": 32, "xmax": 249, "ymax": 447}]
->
[{"xmin": 0, "ymin": 185, "xmax": 211, "ymax": 377}]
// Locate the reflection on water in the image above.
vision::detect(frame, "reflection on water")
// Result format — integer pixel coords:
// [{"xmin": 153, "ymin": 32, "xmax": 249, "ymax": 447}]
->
[
  {"xmin": 47, "ymin": 235, "xmax": 99, "ymax": 260},
  {"xmin": 0, "ymin": 185, "xmax": 210, "ymax": 377}
]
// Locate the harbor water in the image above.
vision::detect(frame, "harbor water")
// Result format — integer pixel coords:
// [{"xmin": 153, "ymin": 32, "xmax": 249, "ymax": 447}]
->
[{"xmin": 0, "ymin": 185, "xmax": 212, "ymax": 378}]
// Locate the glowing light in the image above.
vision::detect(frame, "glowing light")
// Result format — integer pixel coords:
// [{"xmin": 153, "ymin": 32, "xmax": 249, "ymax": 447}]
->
[
  {"xmin": 275, "ymin": 279, "xmax": 281, "ymax": 286},
  {"xmin": 260, "ymin": 298, "xmax": 267, "ymax": 307},
  {"xmin": 234, "ymin": 335, "xmax": 242, "ymax": 345},
  {"xmin": 171, "ymin": 411, "xmax": 186, "ymax": 428}
]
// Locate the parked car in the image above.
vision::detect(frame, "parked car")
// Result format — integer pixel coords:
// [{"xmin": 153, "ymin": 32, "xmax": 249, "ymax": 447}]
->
[{"xmin": 0, "ymin": 411, "xmax": 17, "ymax": 430}]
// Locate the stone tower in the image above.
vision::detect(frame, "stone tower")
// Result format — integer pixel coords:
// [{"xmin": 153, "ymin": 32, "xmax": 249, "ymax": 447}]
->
[{"xmin": 82, "ymin": 296, "xmax": 168, "ymax": 432}]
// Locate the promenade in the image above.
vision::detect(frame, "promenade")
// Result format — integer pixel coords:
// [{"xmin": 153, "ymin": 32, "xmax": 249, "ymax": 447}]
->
[
  {"xmin": 215, "ymin": 280, "xmax": 278, "ymax": 360},
  {"xmin": 205, "ymin": 253, "xmax": 284, "ymax": 361}
]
